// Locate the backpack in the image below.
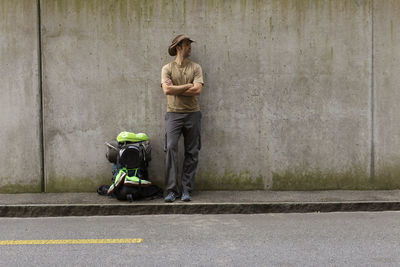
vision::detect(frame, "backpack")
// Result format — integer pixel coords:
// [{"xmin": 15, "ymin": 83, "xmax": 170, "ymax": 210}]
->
[
  {"xmin": 113, "ymin": 185, "xmax": 163, "ymax": 202},
  {"xmin": 105, "ymin": 133, "xmax": 151, "ymax": 182},
  {"xmin": 98, "ymin": 184, "xmax": 163, "ymax": 202},
  {"xmin": 99, "ymin": 131, "xmax": 162, "ymax": 201}
]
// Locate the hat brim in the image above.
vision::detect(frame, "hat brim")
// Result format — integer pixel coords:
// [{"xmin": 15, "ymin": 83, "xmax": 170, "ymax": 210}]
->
[{"xmin": 168, "ymin": 38, "xmax": 194, "ymax": 56}]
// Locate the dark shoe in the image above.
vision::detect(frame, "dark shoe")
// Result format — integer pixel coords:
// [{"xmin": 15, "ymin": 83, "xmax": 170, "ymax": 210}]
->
[
  {"xmin": 165, "ymin": 192, "xmax": 177, "ymax": 202},
  {"xmin": 181, "ymin": 192, "xmax": 192, "ymax": 202}
]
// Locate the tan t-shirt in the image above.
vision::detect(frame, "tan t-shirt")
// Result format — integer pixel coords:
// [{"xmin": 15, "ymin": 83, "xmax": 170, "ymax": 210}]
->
[{"xmin": 161, "ymin": 60, "xmax": 204, "ymax": 113}]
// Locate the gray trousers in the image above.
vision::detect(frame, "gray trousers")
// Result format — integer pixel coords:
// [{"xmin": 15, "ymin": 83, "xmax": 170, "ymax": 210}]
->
[{"xmin": 164, "ymin": 111, "xmax": 201, "ymax": 194}]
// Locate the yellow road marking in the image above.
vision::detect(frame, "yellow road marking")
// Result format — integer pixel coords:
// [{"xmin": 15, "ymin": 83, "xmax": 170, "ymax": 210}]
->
[{"xmin": 0, "ymin": 238, "xmax": 143, "ymax": 245}]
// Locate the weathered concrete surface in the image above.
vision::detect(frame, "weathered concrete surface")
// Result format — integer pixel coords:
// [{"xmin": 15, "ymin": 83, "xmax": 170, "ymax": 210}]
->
[
  {"xmin": 0, "ymin": 0, "xmax": 41, "ymax": 193},
  {"xmin": 40, "ymin": 0, "xmax": 167, "ymax": 191},
  {"xmin": 39, "ymin": 0, "xmax": 379, "ymax": 192},
  {"xmin": 374, "ymin": 1, "xmax": 400, "ymax": 187},
  {"xmin": 192, "ymin": 0, "xmax": 373, "ymax": 190},
  {"xmin": 266, "ymin": 0, "xmax": 372, "ymax": 190}
]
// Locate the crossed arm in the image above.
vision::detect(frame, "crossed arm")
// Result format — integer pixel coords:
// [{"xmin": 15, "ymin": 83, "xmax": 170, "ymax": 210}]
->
[{"xmin": 162, "ymin": 78, "xmax": 203, "ymax": 96}]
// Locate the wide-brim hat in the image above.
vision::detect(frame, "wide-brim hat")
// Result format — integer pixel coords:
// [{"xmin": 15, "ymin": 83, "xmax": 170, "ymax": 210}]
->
[{"xmin": 168, "ymin": 34, "xmax": 195, "ymax": 56}]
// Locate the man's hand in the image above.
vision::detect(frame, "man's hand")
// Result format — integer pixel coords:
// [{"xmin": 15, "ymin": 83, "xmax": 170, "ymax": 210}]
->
[
  {"xmin": 165, "ymin": 78, "xmax": 193, "ymax": 88},
  {"xmin": 162, "ymin": 79, "xmax": 193, "ymax": 95},
  {"xmin": 181, "ymin": 83, "xmax": 203, "ymax": 96},
  {"xmin": 165, "ymin": 78, "xmax": 173, "ymax": 86}
]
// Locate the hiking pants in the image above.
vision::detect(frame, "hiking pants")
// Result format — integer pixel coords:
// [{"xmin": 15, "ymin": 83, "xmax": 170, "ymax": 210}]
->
[{"xmin": 164, "ymin": 111, "xmax": 201, "ymax": 194}]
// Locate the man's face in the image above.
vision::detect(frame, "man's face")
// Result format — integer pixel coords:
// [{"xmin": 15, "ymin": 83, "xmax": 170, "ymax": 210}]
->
[{"xmin": 178, "ymin": 39, "xmax": 192, "ymax": 58}]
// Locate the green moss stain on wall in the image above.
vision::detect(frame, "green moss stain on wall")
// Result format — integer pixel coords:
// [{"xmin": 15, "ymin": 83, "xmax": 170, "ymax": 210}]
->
[
  {"xmin": 376, "ymin": 164, "xmax": 400, "ymax": 187},
  {"xmin": 44, "ymin": 169, "xmax": 264, "ymax": 192},
  {"xmin": 240, "ymin": 0, "xmax": 247, "ymax": 14},
  {"xmin": 47, "ymin": 0, "xmax": 159, "ymax": 32},
  {"xmin": 196, "ymin": 169, "xmax": 264, "ymax": 190},
  {"xmin": 391, "ymin": 20, "xmax": 393, "ymax": 42},
  {"xmin": 272, "ymin": 165, "xmax": 400, "ymax": 191},
  {"xmin": 269, "ymin": 16, "xmax": 274, "ymax": 33},
  {"xmin": 46, "ymin": 175, "xmax": 110, "ymax": 192},
  {"xmin": 39, "ymin": 163, "xmax": 400, "ymax": 192},
  {"xmin": 0, "ymin": 183, "xmax": 41, "ymax": 193}
]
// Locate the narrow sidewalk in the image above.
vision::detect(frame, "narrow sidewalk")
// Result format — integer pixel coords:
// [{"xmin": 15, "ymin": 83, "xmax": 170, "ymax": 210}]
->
[{"xmin": 1, "ymin": 190, "xmax": 400, "ymax": 217}]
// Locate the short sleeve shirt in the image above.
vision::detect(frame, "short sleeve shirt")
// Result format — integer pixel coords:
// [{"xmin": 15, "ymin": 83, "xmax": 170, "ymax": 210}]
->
[{"xmin": 161, "ymin": 60, "xmax": 203, "ymax": 113}]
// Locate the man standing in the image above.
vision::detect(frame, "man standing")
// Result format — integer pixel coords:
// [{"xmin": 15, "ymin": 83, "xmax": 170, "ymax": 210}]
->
[{"xmin": 161, "ymin": 34, "xmax": 204, "ymax": 202}]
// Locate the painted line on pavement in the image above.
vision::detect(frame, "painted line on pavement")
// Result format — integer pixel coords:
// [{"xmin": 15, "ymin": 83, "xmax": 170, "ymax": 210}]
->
[{"xmin": 0, "ymin": 238, "xmax": 143, "ymax": 245}]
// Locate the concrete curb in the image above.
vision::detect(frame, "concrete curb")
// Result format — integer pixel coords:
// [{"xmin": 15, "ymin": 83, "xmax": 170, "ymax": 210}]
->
[{"xmin": 2, "ymin": 201, "xmax": 400, "ymax": 217}]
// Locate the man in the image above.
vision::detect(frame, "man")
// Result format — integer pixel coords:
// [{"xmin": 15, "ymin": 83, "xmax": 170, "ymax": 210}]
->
[{"xmin": 161, "ymin": 34, "xmax": 204, "ymax": 202}]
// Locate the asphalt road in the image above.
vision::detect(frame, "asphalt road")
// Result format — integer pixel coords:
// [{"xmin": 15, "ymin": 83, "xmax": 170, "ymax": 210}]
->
[{"xmin": 1, "ymin": 212, "xmax": 400, "ymax": 266}]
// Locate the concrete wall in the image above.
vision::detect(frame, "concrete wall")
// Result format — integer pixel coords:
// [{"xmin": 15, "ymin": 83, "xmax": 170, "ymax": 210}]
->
[
  {"xmin": 0, "ymin": 0, "xmax": 42, "ymax": 193},
  {"xmin": 2, "ymin": 0, "xmax": 400, "ymax": 192},
  {"xmin": 374, "ymin": 0, "xmax": 400, "ymax": 188},
  {"xmin": 40, "ymin": 0, "xmax": 168, "ymax": 191},
  {"xmin": 264, "ymin": 0, "xmax": 372, "ymax": 189}
]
